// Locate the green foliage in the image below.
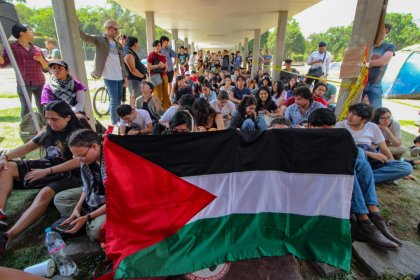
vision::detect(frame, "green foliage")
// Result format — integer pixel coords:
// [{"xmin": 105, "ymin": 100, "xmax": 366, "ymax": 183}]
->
[{"xmin": 385, "ymin": 13, "xmax": 420, "ymax": 50}]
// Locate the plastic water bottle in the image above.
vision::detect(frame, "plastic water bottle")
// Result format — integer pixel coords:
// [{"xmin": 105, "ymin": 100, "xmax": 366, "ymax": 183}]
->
[{"xmin": 44, "ymin": 227, "xmax": 79, "ymax": 277}]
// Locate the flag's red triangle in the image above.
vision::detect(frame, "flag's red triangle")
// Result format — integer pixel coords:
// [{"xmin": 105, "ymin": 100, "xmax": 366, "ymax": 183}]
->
[{"xmin": 103, "ymin": 137, "xmax": 216, "ymax": 269}]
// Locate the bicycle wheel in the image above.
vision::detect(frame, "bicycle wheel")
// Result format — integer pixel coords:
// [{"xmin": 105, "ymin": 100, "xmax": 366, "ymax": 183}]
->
[{"xmin": 93, "ymin": 86, "xmax": 110, "ymax": 116}]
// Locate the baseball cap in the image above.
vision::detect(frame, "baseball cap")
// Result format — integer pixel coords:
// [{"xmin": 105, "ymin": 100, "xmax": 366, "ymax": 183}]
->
[
  {"xmin": 319, "ymin": 41, "xmax": 327, "ymax": 47},
  {"xmin": 103, "ymin": 20, "xmax": 120, "ymax": 29},
  {"xmin": 48, "ymin": 59, "xmax": 68, "ymax": 69}
]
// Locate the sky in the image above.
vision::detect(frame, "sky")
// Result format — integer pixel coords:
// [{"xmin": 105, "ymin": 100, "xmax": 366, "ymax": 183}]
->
[{"xmin": 20, "ymin": 0, "xmax": 420, "ymax": 38}]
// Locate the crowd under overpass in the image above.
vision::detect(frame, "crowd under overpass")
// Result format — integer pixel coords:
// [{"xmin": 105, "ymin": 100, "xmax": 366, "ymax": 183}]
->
[{"xmin": 49, "ymin": 0, "xmax": 388, "ymax": 128}]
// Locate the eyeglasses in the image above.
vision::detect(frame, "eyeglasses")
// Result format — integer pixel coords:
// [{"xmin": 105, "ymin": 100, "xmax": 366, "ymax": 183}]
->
[
  {"xmin": 72, "ymin": 147, "xmax": 91, "ymax": 160},
  {"xmin": 379, "ymin": 116, "xmax": 392, "ymax": 121}
]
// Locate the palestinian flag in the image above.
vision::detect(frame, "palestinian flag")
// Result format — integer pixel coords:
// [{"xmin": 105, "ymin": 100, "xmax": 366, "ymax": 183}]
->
[{"xmin": 104, "ymin": 129, "xmax": 357, "ymax": 279}]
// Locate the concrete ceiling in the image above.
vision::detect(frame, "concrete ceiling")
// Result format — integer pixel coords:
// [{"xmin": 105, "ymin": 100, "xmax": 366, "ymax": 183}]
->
[{"xmin": 114, "ymin": 0, "xmax": 320, "ymax": 49}]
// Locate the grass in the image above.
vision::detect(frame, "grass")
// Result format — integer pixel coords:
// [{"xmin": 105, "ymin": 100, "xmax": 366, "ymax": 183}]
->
[{"xmin": 0, "ymin": 92, "xmax": 18, "ymax": 99}]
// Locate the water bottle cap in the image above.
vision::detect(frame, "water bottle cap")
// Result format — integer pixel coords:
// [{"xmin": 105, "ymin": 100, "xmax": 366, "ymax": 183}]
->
[{"xmin": 45, "ymin": 227, "xmax": 52, "ymax": 233}]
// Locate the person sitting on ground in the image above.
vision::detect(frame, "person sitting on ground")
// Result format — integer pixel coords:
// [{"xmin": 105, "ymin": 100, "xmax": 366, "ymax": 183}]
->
[
  {"xmin": 219, "ymin": 75, "xmax": 235, "ymax": 93},
  {"xmin": 308, "ymin": 108, "xmax": 402, "ymax": 249},
  {"xmin": 311, "ymin": 82, "xmax": 329, "ymax": 107},
  {"xmin": 271, "ymin": 81, "xmax": 287, "ymax": 107},
  {"xmin": 53, "ymin": 129, "xmax": 106, "ymax": 241},
  {"xmin": 200, "ymin": 82, "xmax": 217, "ymax": 103},
  {"xmin": 256, "ymin": 86, "xmax": 282, "ymax": 118},
  {"xmin": 0, "ymin": 101, "xmax": 84, "ymax": 252},
  {"xmin": 192, "ymin": 98, "xmax": 224, "ymax": 132},
  {"xmin": 158, "ymin": 94, "xmax": 196, "ymax": 129},
  {"xmin": 269, "ymin": 117, "xmax": 291, "ymax": 129},
  {"xmin": 117, "ymin": 104, "xmax": 153, "ymax": 135},
  {"xmin": 209, "ymin": 90, "xmax": 236, "ymax": 123},
  {"xmin": 135, "ymin": 81, "xmax": 163, "ymax": 124},
  {"xmin": 372, "ymin": 107, "xmax": 407, "ymax": 159},
  {"xmin": 279, "ymin": 58, "xmax": 299, "ymax": 86},
  {"xmin": 411, "ymin": 136, "xmax": 420, "ymax": 158},
  {"xmin": 41, "ymin": 60, "xmax": 86, "ymax": 116},
  {"xmin": 319, "ymin": 76, "xmax": 337, "ymax": 108},
  {"xmin": 284, "ymin": 86, "xmax": 325, "ymax": 127},
  {"xmin": 335, "ymin": 103, "xmax": 412, "ymax": 183},
  {"xmin": 229, "ymin": 75, "xmax": 251, "ymax": 104},
  {"xmin": 164, "ymin": 110, "xmax": 195, "ymax": 134},
  {"xmin": 229, "ymin": 95, "xmax": 267, "ymax": 131},
  {"xmin": 123, "ymin": 36, "xmax": 147, "ymax": 106},
  {"xmin": 172, "ymin": 75, "xmax": 192, "ymax": 103}
]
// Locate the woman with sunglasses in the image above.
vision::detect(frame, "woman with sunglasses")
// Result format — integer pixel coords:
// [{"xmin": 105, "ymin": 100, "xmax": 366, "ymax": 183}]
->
[
  {"xmin": 54, "ymin": 129, "xmax": 106, "ymax": 241},
  {"xmin": 372, "ymin": 107, "xmax": 407, "ymax": 159},
  {"xmin": 0, "ymin": 101, "xmax": 84, "ymax": 252}
]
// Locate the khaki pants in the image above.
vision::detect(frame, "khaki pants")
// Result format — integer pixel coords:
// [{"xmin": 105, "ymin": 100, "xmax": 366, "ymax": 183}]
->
[
  {"xmin": 54, "ymin": 187, "xmax": 106, "ymax": 241},
  {"xmin": 153, "ymin": 75, "xmax": 171, "ymax": 111}
]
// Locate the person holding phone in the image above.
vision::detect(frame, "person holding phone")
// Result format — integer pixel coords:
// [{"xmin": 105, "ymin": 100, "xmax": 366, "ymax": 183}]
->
[{"xmin": 53, "ymin": 129, "xmax": 106, "ymax": 241}]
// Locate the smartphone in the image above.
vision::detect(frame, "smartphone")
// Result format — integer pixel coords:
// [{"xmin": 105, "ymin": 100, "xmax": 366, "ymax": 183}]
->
[{"xmin": 55, "ymin": 223, "xmax": 74, "ymax": 233}]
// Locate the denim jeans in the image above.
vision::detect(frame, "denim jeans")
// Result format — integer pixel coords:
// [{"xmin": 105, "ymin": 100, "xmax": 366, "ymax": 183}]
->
[
  {"xmin": 372, "ymin": 160, "xmax": 413, "ymax": 184},
  {"xmin": 351, "ymin": 148, "xmax": 378, "ymax": 215},
  {"xmin": 17, "ymin": 85, "xmax": 44, "ymax": 120},
  {"xmin": 241, "ymin": 116, "xmax": 267, "ymax": 131},
  {"xmin": 362, "ymin": 83, "xmax": 383, "ymax": 110},
  {"xmin": 104, "ymin": 79, "xmax": 123, "ymax": 124}
]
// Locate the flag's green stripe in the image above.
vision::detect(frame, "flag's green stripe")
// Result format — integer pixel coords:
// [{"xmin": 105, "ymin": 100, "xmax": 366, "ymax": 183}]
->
[{"xmin": 116, "ymin": 213, "xmax": 351, "ymax": 278}]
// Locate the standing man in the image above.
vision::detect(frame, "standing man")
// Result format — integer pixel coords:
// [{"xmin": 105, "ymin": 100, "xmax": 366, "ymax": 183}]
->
[
  {"xmin": 0, "ymin": 23, "xmax": 48, "ymax": 120},
  {"xmin": 306, "ymin": 41, "xmax": 331, "ymax": 86},
  {"xmin": 160, "ymin": 36, "xmax": 178, "ymax": 94},
  {"xmin": 262, "ymin": 48, "xmax": 273, "ymax": 73},
  {"xmin": 279, "ymin": 58, "xmax": 299, "ymax": 86},
  {"xmin": 79, "ymin": 19, "xmax": 127, "ymax": 125},
  {"xmin": 44, "ymin": 39, "xmax": 61, "ymax": 61},
  {"xmin": 362, "ymin": 24, "xmax": 395, "ymax": 110},
  {"xmin": 178, "ymin": 46, "xmax": 189, "ymax": 75}
]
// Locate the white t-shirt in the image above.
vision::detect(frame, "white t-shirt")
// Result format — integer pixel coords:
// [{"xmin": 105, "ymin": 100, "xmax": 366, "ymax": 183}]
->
[
  {"xmin": 336, "ymin": 120, "xmax": 385, "ymax": 146},
  {"xmin": 159, "ymin": 105, "xmax": 179, "ymax": 124},
  {"xmin": 119, "ymin": 109, "xmax": 152, "ymax": 130},
  {"xmin": 209, "ymin": 99, "xmax": 236, "ymax": 117},
  {"xmin": 102, "ymin": 40, "xmax": 123, "ymax": 81}
]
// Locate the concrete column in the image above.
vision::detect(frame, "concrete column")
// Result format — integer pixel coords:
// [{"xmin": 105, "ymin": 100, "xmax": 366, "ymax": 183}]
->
[
  {"xmin": 184, "ymin": 37, "xmax": 188, "ymax": 48},
  {"xmin": 191, "ymin": 42, "xmax": 195, "ymax": 53},
  {"xmin": 335, "ymin": 0, "xmax": 385, "ymax": 118},
  {"xmin": 171, "ymin": 29, "xmax": 178, "ymax": 52},
  {"xmin": 145, "ymin": 11, "xmax": 155, "ymax": 54},
  {"xmin": 272, "ymin": 11, "xmax": 288, "ymax": 79},
  {"xmin": 251, "ymin": 29, "xmax": 261, "ymax": 77},
  {"xmin": 51, "ymin": 0, "xmax": 95, "ymax": 129},
  {"xmin": 244, "ymin": 38, "xmax": 249, "ymax": 68}
]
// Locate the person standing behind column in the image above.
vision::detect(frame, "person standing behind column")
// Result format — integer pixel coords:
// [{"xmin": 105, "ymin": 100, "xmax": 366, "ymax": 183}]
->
[
  {"xmin": 0, "ymin": 23, "xmax": 48, "ymax": 120},
  {"xmin": 160, "ymin": 36, "xmax": 178, "ymax": 95},
  {"xmin": 147, "ymin": 40, "xmax": 170, "ymax": 111},
  {"xmin": 123, "ymin": 36, "xmax": 146, "ymax": 107},
  {"xmin": 362, "ymin": 24, "xmax": 395, "ymax": 110},
  {"xmin": 79, "ymin": 19, "xmax": 127, "ymax": 125},
  {"xmin": 44, "ymin": 39, "xmax": 61, "ymax": 61},
  {"xmin": 305, "ymin": 41, "xmax": 331, "ymax": 87}
]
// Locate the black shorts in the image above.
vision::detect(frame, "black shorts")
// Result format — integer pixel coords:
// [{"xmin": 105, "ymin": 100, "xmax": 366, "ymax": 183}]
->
[
  {"xmin": 13, "ymin": 160, "xmax": 81, "ymax": 194},
  {"xmin": 167, "ymin": 70, "xmax": 175, "ymax": 83}
]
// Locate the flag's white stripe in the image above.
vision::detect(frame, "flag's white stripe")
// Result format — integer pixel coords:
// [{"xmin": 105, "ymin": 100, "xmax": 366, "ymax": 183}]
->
[{"xmin": 184, "ymin": 171, "xmax": 353, "ymax": 223}]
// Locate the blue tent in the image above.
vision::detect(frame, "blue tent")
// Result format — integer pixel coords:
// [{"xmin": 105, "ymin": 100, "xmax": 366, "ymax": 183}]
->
[{"xmin": 382, "ymin": 44, "xmax": 420, "ymax": 99}]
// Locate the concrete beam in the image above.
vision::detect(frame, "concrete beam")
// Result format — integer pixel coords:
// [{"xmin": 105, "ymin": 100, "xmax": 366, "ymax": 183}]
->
[
  {"xmin": 272, "ymin": 11, "xmax": 288, "ymax": 80},
  {"xmin": 51, "ymin": 0, "xmax": 95, "ymax": 129},
  {"xmin": 145, "ymin": 11, "xmax": 155, "ymax": 54},
  {"xmin": 251, "ymin": 29, "xmax": 261, "ymax": 77},
  {"xmin": 335, "ymin": 0, "xmax": 385, "ymax": 118}
]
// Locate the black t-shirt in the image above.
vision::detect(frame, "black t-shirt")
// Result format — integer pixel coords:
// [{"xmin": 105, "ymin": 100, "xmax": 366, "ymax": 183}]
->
[
  {"xmin": 257, "ymin": 101, "xmax": 278, "ymax": 113},
  {"xmin": 32, "ymin": 131, "xmax": 72, "ymax": 160}
]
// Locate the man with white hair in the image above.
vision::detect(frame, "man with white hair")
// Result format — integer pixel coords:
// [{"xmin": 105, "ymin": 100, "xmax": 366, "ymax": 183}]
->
[{"xmin": 79, "ymin": 19, "xmax": 127, "ymax": 124}]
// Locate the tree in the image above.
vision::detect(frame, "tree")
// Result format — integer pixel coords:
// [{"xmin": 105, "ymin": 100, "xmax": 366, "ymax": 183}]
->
[{"xmin": 385, "ymin": 13, "xmax": 420, "ymax": 50}]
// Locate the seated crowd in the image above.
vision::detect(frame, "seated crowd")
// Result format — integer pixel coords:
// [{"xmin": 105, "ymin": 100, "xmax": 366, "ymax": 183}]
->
[{"xmin": 0, "ymin": 32, "xmax": 416, "ymax": 257}]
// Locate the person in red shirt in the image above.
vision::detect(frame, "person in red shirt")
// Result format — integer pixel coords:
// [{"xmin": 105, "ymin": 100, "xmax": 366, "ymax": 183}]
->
[
  {"xmin": 312, "ymin": 82, "xmax": 329, "ymax": 107},
  {"xmin": 0, "ymin": 23, "xmax": 48, "ymax": 120}
]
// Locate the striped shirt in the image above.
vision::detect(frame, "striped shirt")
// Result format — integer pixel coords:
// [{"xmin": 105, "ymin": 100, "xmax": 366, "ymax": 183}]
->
[{"xmin": 1, "ymin": 42, "xmax": 46, "ymax": 86}]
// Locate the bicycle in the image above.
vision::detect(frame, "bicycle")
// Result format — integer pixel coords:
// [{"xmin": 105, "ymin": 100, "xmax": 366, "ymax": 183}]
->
[{"xmin": 93, "ymin": 84, "xmax": 110, "ymax": 117}]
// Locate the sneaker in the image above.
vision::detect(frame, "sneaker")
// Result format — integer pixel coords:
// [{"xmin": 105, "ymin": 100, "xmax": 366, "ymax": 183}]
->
[{"xmin": 0, "ymin": 232, "xmax": 8, "ymax": 253}]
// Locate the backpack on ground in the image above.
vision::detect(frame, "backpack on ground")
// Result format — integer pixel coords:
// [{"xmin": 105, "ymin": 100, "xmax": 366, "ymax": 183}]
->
[{"xmin": 19, "ymin": 112, "xmax": 44, "ymax": 143}]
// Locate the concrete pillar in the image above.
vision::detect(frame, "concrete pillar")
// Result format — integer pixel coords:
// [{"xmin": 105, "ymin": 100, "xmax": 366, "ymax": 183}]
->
[
  {"xmin": 171, "ymin": 29, "xmax": 178, "ymax": 52},
  {"xmin": 191, "ymin": 42, "xmax": 195, "ymax": 53},
  {"xmin": 145, "ymin": 11, "xmax": 155, "ymax": 54},
  {"xmin": 335, "ymin": 0, "xmax": 385, "ymax": 118},
  {"xmin": 51, "ymin": 0, "xmax": 95, "ymax": 129},
  {"xmin": 251, "ymin": 29, "xmax": 261, "ymax": 77},
  {"xmin": 272, "ymin": 11, "xmax": 288, "ymax": 79},
  {"xmin": 244, "ymin": 38, "xmax": 249, "ymax": 68},
  {"xmin": 238, "ymin": 42, "xmax": 242, "ymax": 53},
  {"xmin": 184, "ymin": 37, "xmax": 188, "ymax": 48}
]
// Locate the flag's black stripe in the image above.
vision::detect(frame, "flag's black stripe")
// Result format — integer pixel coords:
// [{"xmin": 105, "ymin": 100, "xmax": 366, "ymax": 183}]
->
[{"xmin": 108, "ymin": 129, "xmax": 356, "ymax": 177}]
